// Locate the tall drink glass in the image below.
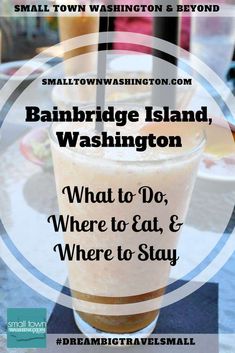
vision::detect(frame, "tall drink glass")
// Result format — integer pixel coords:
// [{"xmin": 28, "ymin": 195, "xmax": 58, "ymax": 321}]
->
[
  {"xmin": 50, "ymin": 107, "xmax": 205, "ymax": 337},
  {"xmin": 190, "ymin": 3, "xmax": 235, "ymax": 80},
  {"xmin": 57, "ymin": 1, "xmax": 99, "ymax": 75}
]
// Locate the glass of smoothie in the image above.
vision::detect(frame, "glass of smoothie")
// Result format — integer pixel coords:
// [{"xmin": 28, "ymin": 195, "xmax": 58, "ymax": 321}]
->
[
  {"xmin": 49, "ymin": 106, "xmax": 205, "ymax": 337},
  {"xmin": 58, "ymin": 3, "xmax": 99, "ymax": 76}
]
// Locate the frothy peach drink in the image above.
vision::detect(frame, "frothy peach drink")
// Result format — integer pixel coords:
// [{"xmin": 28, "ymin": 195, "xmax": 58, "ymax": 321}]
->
[{"xmin": 50, "ymin": 116, "xmax": 204, "ymax": 334}]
